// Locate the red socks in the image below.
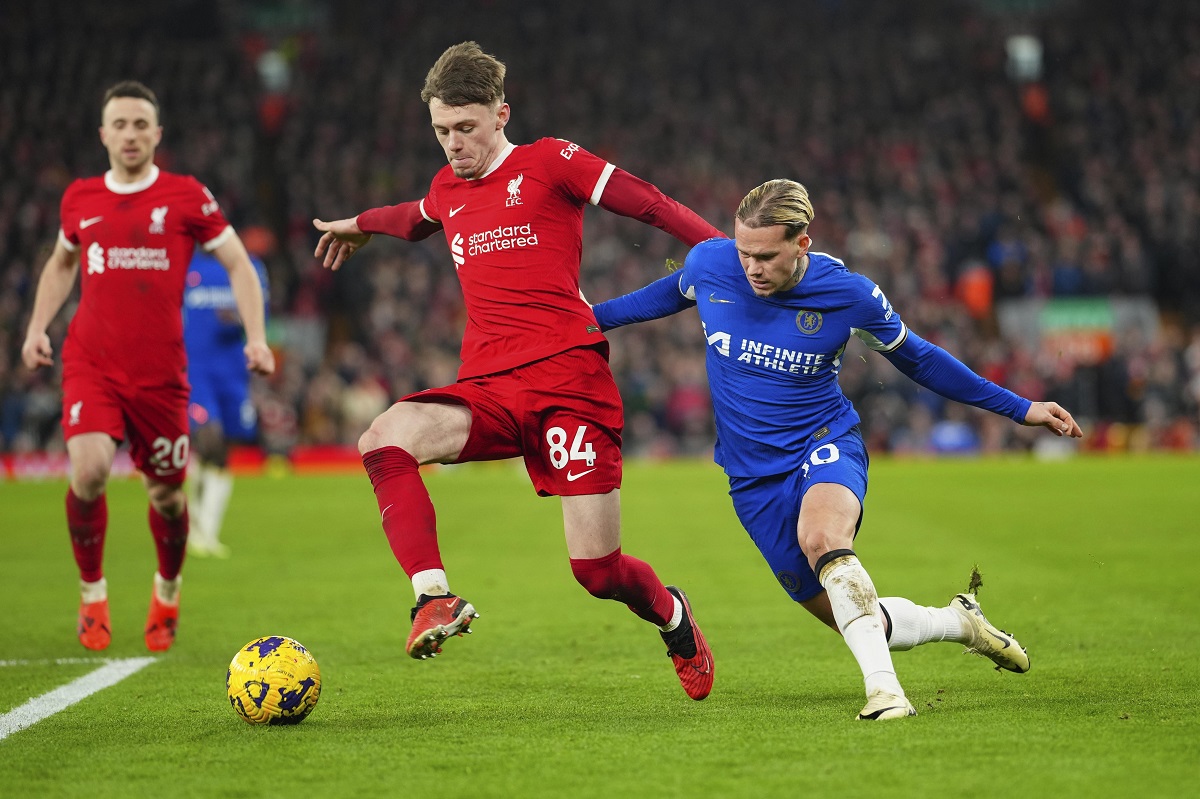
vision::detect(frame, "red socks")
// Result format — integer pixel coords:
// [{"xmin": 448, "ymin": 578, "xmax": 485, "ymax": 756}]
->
[
  {"xmin": 362, "ymin": 446, "xmax": 442, "ymax": 576},
  {"xmin": 149, "ymin": 503, "xmax": 188, "ymax": 580},
  {"xmin": 361, "ymin": 446, "xmax": 674, "ymax": 627},
  {"xmin": 66, "ymin": 489, "xmax": 107, "ymax": 583},
  {"xmin": 570, "ymin": 548, "xmax": 675, "ymax": 626}
]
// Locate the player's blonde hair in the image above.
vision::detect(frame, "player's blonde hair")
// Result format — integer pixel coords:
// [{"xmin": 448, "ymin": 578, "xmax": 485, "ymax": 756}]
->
[
  {"xmin": 421, "ymin": 41, "xmax": 506, "ymax": 108},
  {"xmin": 736, "ymin": 179, "xmax": 815, "ymax": 241}
]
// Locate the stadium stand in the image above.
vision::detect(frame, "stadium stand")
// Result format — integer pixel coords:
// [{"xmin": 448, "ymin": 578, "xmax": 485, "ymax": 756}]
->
[{"xmin": 2, "ymin": 0, "xmax": 1197, "ymax": 468}]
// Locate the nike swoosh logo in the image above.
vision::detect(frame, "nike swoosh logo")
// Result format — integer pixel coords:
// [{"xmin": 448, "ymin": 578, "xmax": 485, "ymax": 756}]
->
[
  {"xmin": 987, "ymin": 631, "xmax": 1012, "ymax": 650},
  {"xmin": 381, "ymin": 504, "xmax": 394, "ymax": 517},
  {"xmin": 708, "ymin": 293, "xmax": 734, "ymax": 304},
  {"xmin": 80, "ymin": 216, "xmax": 104, "ymax": 229},
  {"xmin": 448, "ymin": 205, "xmax": 466, "ymax": 217},
  {"xmin": 566, "ymin": 468, "xmax": 596, "ymax": 482}
]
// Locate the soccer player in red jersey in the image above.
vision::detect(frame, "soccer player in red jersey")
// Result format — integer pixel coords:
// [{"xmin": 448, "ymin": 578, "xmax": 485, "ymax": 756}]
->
[
  {"xmin": 21, "ymin": 81, "xmax": 275, "ymax": 652},
  {"xmin": 313, "ymin": 42, "xmax": 721, "ymax": 699}
]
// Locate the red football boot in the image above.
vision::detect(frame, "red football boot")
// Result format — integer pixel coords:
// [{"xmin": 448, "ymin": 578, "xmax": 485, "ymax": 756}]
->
[{"xmin": 660, "ymin": 586, "xmax": 714, "ymax": 700}]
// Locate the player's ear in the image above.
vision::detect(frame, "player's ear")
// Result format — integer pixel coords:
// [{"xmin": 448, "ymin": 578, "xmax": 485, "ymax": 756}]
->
[
  {"xmin": 797, "ymin": 233, "xmax": 812, "ymax": 255},
  {"xmin": 496, "ymin": 102, "xmax": 510, "ymax": 130}
]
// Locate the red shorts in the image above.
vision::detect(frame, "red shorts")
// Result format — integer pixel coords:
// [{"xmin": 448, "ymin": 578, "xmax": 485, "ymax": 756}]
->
[
  {"xmin": 402, "ymin": 345, "xmax": 623, "ymax": 497},
  {"xmin": 61, "ymin": 367, "xmax": 190, "ymax": 485}
]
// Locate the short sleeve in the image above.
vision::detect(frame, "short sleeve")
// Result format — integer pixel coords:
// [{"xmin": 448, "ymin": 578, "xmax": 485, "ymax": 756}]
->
[
  {"xmin": 537, "ymin": 138, "xmax": 612, "ymax": 205},
  {"xmin": 58, "ymin": 182, "xmax": 82, "ymax": 252},
  {"xmin": 183, "ymin": 178, "xmax": 234, "ymax": 250}
]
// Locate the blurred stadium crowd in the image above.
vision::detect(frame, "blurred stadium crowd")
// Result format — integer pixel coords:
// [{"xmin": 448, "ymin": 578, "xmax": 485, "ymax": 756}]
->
[{"xmin": 2, "ymin": 0, "xmax": 1198, "ymax": 461}]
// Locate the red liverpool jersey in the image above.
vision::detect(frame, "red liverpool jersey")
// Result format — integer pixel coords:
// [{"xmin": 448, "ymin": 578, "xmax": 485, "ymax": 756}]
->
[
  {"xmin": 58, "ymin": 166, "xmax": 232, "ymax": 387},
  {"xmin": 362, "ymin": 139, "xmax": 621, "ymax": 378}
]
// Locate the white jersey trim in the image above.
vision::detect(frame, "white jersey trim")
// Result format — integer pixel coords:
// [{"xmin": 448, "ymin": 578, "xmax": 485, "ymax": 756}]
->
[
  {"xmin": 477, "ymin": 142, "xmax": 516, "ymax": 180},
  {"xmin": 58, "ymin": 229, "xmax": 78, "ymax": 253},
  {"xmin": 104, "ymin": 165, "xmax": 160, "ymax": 195},
  {"xmin": 201, "ymin": 225, "xmax": 234, "ymax": 252},
  {"xmin": 589, "ymin": 163, "xmax": 616, "ymax": 206},
  {"xmin": 853, "ymin": 322, "xmax": 908, "ymax": 353},
  {"xmin": 419, "ymin": 198, "xmax": 436, "ymax": 223}
]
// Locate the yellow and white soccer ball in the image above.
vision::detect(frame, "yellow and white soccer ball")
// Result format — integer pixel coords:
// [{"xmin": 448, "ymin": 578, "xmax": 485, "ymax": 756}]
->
[{"xmin": 227, "ymin": 636, "xmax": 321, "ymax": 725}]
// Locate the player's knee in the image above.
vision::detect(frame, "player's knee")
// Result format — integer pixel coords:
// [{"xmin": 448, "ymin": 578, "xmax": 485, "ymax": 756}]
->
[
  {"xmin": 192, "ymin": 424, "xmax": 227, "ymax": 465},
  {"xmin": 357, "ymin": 425, "xmax": 383, "ymax": 456},
  {"xmin": 798, "ymin": 528, "xmax": 853, "ymax": 569},
  {"xmin": 149, "ymin": 484, "xmax": 186, "ymax": 519},
  {"xmin": 570, "ymin": 555, "xmax": 622, "ymax": 600},
  {"xmin": 71, "ymin": 461, "xmax": 111, "ymax": 499}
]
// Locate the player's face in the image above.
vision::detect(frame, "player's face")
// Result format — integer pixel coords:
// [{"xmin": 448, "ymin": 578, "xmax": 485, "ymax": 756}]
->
[
  {"xmin": 429, "ymin": 98, "xmax": 509, "ymax": 179},
  {"xmin": 734, "ymin": 220, "xmax": 812, "ymax": 297},
  {"xmin": 99, "ymin": 97, "xmax": 162, "ymax": 177}
]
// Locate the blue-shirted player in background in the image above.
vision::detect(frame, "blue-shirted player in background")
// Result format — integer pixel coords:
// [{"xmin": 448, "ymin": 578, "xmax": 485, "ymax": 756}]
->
[
  {"xmin": 594, "ymin": 179, "xmax": 1082, "ymax": 721},
  {"xmin": 184, "ymin": 248, "xmax": 269, "ymax": 558}
]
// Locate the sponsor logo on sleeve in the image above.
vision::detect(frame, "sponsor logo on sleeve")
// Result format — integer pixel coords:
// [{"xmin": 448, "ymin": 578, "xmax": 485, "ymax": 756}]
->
[{"xmin": 201, "ymin": 187, "xmax": 220, "ymax": 216}]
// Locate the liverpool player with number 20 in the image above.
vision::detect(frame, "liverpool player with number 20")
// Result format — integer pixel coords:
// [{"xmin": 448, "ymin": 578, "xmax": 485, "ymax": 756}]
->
[
  {"xmin": 313, "ymin": 42, "xmax": 721, "ymax": 699},
  {"xmin": 21, "ymin": 81, "xmax": 274, "ymax": 652}
]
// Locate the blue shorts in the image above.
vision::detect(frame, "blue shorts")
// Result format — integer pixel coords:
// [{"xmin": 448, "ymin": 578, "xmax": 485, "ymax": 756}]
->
[
  {"xmin": 188, "ymin": 359, "xmax": 257, "ymax": 441},
  {"xmin": 727, "ymin": 427, "xmax": 869, "ymax": 602}
]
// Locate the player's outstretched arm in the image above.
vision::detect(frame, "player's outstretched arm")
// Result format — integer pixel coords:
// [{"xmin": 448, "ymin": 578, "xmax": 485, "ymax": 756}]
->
[
  {"xmin": 21, "ymin": 239, "xmax": 80, "ymax": 370},
  {"xmin": 312, "ymin": 217, "xmax": 372, "ymax": 271},
  {"xmin": 597, "ymin": 169, "xmax": 724, "ymax": 246},
  {"xmin": 1022, "ymin": 401, "xmax": 1083, "ymax": 438},
  {"xmin": 211, "ymin": 232, "xmax": 276, "ymax": 376}
]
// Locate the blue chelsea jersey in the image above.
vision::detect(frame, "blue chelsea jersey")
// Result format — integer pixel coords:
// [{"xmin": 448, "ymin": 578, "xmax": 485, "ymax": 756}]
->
[
  {"xmin": 183, "ymin": 251, "xmax": 269, "ymax": 363},
  {"xmin": 674, "ymin": 238, "xmax": 906, "ymax": 477}
]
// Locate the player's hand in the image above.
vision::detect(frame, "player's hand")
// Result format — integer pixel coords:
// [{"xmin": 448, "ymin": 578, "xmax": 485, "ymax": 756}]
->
[
  {"xmin": 1023, "ymin": 400, "xmax": 1083, "ymax": 438},
  {"xmin": 244, "ymin": 341, "xmax": 276, "ymax": 376},
  {"xmin": 313, "ymin": 217, "xmax": 372, "ymax": 271},
  {"xmin": 21, "ymin": 331, "xmax": 54, "ymax": 370}
]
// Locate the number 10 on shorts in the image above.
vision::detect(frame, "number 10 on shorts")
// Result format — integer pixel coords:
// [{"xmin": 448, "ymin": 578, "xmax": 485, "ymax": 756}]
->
[{"xmin": 545, "ymin": 425, "xmax": 596, "ymax": 470}]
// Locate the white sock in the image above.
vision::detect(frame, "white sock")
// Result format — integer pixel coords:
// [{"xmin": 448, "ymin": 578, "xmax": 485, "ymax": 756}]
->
[
  {"xmin": 411, "ymin": 568, "xmax": 450, "ymax": 600},
  {"xmin": 658, "ymin": 596, "xmax": 684, "ymax": 632},
  {"xmin": 154, "ymin": 572, "xmax": 182, "ymax": 605},
  {"xmin": 880, "ymin": 596, "xmax": 967, "ymax": 650},
  {"xmin": 819, "ymin": 554, "xmax": 904, "ymax": 697},
  {"xmin": 198, "ymin": 469, "xmax": 234, "ymax": 545},
  {"xmin": 81, "ymin": 577, "xmax": 108, "ymax": 603}
]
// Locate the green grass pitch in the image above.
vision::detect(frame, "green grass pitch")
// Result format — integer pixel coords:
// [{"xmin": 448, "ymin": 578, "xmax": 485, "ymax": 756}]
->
[{"xmin": 2, "ymin": 456, "xmax": 1199, "ymax": 797}]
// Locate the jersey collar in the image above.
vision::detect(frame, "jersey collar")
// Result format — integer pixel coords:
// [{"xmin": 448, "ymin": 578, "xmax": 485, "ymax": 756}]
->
[
  {"xmin": 105, "ymin": 165, "xmax": 160, "ymax": 194},
  {"xmin": 476, "ymin": 143, "xmax": 516, "ymax": 180}
]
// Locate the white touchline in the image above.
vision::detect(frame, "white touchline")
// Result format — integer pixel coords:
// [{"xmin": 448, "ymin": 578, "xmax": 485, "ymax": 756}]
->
[
  {"xmin": 0, "ymin": 658, "xmax": 113, "ymax": 667},
  {"xmin": 0, "ymin": 657, "xmax": 156, "ymax": 741}
]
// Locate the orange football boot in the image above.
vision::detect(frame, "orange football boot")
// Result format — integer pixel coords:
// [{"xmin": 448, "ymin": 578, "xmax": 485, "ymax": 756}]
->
[
  {"xmin": 145, "ymin": 592, "xmax": 180, "ymax": 652},
  {"xmin": 78, "ymin": 599, "xmax": 111, "ymax": 651}
]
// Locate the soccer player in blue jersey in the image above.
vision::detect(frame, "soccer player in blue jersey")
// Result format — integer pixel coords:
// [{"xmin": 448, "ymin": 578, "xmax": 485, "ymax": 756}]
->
[
  {"xmin": 183, "ymin": 248, "xmax": 269, "ymax": 557},
  {"xmin": 592, "ymin": 179, "xmax": 1083, "ymax": 721}
]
